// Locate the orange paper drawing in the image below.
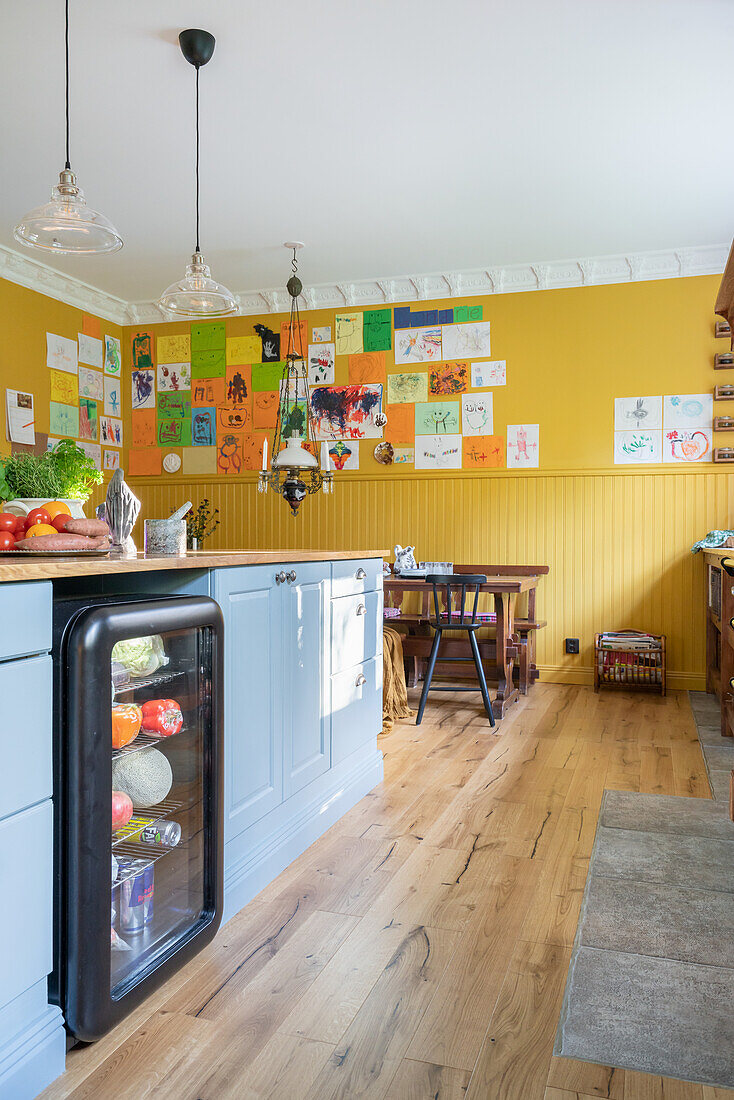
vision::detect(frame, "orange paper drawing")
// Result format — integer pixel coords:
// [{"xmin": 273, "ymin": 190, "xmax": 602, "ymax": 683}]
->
[
  {"xmin": 131, "ymin": 409, "xmax": 157, "ymax": 447},
  {"xmin": 429, "ymin": 361, "xmax": 469, "ymax": 396},
  {"xmin": 280, "ymin": 319, "xmax": 307, "ymax": 357},
  {"xmin": 218, "ymin": 406, "xmax": 252, "ymax": 431},
  {"xmin": 463, "ymin": 435, "xmax": 504, "ymax": 468},
  {"xmin": 192, "ymin": 377, "xmax": 226, "ymax": 407},
  {"xmin": 385, "ymin": 403, "xmax": 415, "ymax": 446},
  {"xmin": 253, "ymin": 390, "xmax": 279, "ymax": 430},
  {"xmin": 82, "ymin": 314, "xmax": 102, "ymax": 339},
  {"xmin": 241, "ymin": 432, "xmax": 268, "ymax": 471},
  {"xmin": 128, "ymin": 448, "xmax": 162, "ymax": 476},
  {"xmin": 216, "ymin": 431, "xmax": 244, "ymax": 475},
  {"xmin": 349, "ymin": 351, "xmax": 387, "ymax": 387},
  {"xmin": 225, "ymin": 365, "xmax": 252, "ymax": 408}
]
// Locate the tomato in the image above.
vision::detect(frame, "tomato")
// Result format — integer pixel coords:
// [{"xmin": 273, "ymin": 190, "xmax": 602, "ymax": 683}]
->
[
  {"xmin": 51, "ymin": 513, "xmax": 70, "ymax": 532},
  {"xmin": 43, "ymin": 501, "xmax": 72, "ymax": 520},
  {"xmin": 0, "ymin": 532, "xmax": 16, "ymax": 550},
  {"xmin": 25, "ymin": 523, "xmax": 58, "ymax": 537},
  {"xmin": 0, "ymin": 513, "xmax": 19, "ymax": 533},
  {"xmin": 26, "ymin": 508, "xmax": 51, "ymax": 528}
]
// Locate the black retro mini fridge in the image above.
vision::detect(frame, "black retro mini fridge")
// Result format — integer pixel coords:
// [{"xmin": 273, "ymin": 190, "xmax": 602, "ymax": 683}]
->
[{"xmin": 50, "ymin": 595, "xmax": 223, "ymax": 1041}]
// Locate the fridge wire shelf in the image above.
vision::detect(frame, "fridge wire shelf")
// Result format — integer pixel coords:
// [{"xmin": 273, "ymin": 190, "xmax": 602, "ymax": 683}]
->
[
  {"xmin": 113, "ymin": 667, "xmax": 191, "ymax": 696},
  {"xmin": 112, "ymin": 796, "xmax": 188, "ymax": 850},
  {"xmin": 113, "ymin": 844, "xmax": 172, "ymax": 886},
  {"xmin": 112, "ymin": 730, "xmax": 189, "ymax": 761}
]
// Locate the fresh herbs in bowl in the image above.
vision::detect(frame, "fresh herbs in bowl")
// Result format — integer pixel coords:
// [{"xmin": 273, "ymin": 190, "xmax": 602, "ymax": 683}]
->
[{"xmin": 0, "ymin": 440, "xmax": 104, "ymax": 502}]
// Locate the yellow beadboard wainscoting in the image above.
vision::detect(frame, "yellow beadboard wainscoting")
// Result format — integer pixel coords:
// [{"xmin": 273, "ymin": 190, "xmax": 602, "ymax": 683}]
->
[{"xmin": 126, "ymin": 465, "xmax": 731, "ymax": 691}]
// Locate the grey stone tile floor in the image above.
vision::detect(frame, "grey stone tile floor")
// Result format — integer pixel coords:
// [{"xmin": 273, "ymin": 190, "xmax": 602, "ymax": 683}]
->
[{"xmin": 556, "ymin": 691, "xmax": 734, "ymax": 1089}]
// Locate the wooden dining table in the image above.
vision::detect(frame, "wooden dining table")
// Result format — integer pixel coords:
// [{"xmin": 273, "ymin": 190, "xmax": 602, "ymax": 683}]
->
[{"xmin": 383, "ymin": 574, "xmax": 539, "ymax": 717}]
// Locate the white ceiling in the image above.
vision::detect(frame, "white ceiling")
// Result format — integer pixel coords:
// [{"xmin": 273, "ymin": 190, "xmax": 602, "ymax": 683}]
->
[{"xmin": 0, "ymin": 0, "xmax": 730, "ymax": 304}]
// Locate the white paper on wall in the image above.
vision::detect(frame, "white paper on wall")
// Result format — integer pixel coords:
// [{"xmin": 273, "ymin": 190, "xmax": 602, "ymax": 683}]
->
[
  {"xmin": 414, "ymin": 434, "xmax": 462, "ymax": 469},
  {"xmin": 471, "ymin": 360, "xmax": 505, "ymax": 387},
  {"xmin": 441, "ymin": 321, "xmax": 491, "ymax": 360},
  {"xmin": 614, "ymin": 430, "xmax": 662, "ymax": 464},
  {"xmin": 663, "ymin": 428, "xmax": 712, "ymax": 463},
  {"xmin": 46, "ymin": 332, "xmax": 78, "ymax": 374},
  {"xmin": 77, "ymin": 332, "xmax": 103, "ymax": 369},
  {"xmin": 663, "ymin": 393, "xmax": 713, "ymax": 429},
  {"xmin": 461, "ymin": 393, "xmax": 493, "ymax": 436},
  {"xmin": 506, "ymin": 424, "xmax": 539, "ymax": 468},
  {"xmin": 614, "ymin": 395, "xmax": 662, "ymax": 431}
]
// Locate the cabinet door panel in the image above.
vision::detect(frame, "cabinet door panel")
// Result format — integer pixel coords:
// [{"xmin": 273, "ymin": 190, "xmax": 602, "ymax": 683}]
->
[
  {"xmin": 283, "ymin": 565, "xmax": 330, "ymax": 796},
  {"xmin": 331, "ymin": 656, "xmax": 382, "ymax": 766},
  {"xmin": 0, "ymin": 801, "xmax": 53, "ymax": 1011},
  {"xmin": 331, "ymin": 590, "xmax": 383, "ymax": 674}
]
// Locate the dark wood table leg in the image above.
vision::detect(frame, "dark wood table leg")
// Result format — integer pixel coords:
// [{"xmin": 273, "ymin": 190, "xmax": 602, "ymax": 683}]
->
[{"xmin": 493, "ymin": 592, "xmax": 520, "ymax": 717}]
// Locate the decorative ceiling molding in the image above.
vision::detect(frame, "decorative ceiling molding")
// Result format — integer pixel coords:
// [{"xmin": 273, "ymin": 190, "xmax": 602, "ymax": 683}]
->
[{"xmin": 0, "ymin": 240, "xmax": 728, "ymax": 327}]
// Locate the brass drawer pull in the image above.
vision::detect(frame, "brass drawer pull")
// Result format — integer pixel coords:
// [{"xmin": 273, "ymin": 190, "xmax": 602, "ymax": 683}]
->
[
  {"xmin": 356, "ymin": 603, "xmax": 367, "ymax": 616},
  {"xmin": 355, "ymin": 673, "xmax": 367, "ymax": 687},
  {"xmin": 355, "ymin": 567, "xmax": 367, "ymax": 580}
]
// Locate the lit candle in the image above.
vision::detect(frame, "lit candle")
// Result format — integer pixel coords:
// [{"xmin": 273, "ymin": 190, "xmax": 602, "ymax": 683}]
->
[
  {"xmin": 320, "ymin": 441, "xmax": 329, "ymax": 471},
  {"xmin": 262, "ymin": 437, "xmax": 268, "ymax": 471}
]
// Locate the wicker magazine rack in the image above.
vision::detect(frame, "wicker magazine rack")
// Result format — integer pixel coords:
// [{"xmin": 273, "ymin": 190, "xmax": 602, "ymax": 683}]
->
[{"xmin": 594, "ymin": 631, "xmax": 666, "ymax": 695}]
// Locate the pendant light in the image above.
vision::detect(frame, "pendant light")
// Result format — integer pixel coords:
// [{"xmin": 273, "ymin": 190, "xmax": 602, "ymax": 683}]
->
[
  {"xmin": 258, "ymin": 244, "xmax": 334, "ymax": 516},
  {"xmin": 14, "ymin": 0, "xmax": 123, "ymax": 255},
  {"xmin": 158, "ymin": 29, "xmax": 237, "ymax": 318}
]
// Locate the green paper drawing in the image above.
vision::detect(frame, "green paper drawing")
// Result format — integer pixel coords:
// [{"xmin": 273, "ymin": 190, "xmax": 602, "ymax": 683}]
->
[
  {"xmin": 158, "ymin": 418, "xmax": 182, "ymax": 445},
  {"xmin": 49, "ymin": 401, "xmax": 79, "ymax": 439},
  {"xmin": 191, "ymin": 348, "xmax": 226, "ymax": 378},
  {"xmin": 158, "ymin": 392, "xmax": 191, "ymax": 419},
  {"xmin": 453, "ymin": 306, "xmax": 468, "ymax": 323},
  {"xmin": 252, "ymin": 362, "xmax": 287, "ymax": 391},
  {"xmin": 414, "ymin": 400, "xmax": 461, "ymax": 435},
  {"xmin": 363, "ymin": 309, "xmax": 392, "ymax": 352},
  {"xmin": 190, "ymin": 322, "xmax": 226, "ymax": 352},
  {"xmin": 468, "ymin": 305, "xmax": 483, "ymax": 321}
]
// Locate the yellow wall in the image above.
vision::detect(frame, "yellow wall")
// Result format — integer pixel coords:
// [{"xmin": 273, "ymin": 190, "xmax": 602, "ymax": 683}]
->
[{"xmin": 122, "ymin": 274, "xmax": 727, "ymax": 691}]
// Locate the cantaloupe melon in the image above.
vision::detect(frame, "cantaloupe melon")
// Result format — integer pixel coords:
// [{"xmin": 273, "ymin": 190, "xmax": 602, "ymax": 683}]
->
[{"xmin": 111, "ymin": 746, "xmax": 173, "ymax": 808}]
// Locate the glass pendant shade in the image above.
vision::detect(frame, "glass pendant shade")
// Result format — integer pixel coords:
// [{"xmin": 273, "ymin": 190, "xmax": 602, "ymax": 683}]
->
[
  {"xmin": 158, "ymin": 252, "xmax": 238, "ymax": 317},
  {"xmin": 14, "ymin": 169, "xmax": 123, "ymax": 255},
  {"xmin": 273, "ymin": 434, "xmax": 318, "ymax": 469}
]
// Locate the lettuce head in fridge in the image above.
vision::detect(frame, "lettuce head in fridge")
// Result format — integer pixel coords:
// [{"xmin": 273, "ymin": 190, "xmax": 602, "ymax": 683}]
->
[{"xmin": 111, "ymin": 635, "xmax": 168, "ymax": 679}]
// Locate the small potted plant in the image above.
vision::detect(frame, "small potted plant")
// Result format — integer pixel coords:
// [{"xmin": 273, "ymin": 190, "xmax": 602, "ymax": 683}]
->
[
  {"xmin": 185, "ymin": 499, "xmax": 220, "ymax": 550},
  {"xmin": 0, "ymin": 440, "xmax": 104, "ymax": 518}
]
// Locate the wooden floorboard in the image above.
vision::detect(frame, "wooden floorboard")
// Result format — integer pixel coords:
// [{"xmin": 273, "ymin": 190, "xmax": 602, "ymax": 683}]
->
[{"xmin": 38, "ymin": 683, "xmax": 734, "ymax": 1100}]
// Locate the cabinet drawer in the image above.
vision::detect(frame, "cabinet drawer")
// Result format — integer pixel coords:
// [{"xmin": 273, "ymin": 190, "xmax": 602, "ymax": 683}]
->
[
  {"xmin": 0, "ymin": 582, "xmax": 52, "ymax": 661},
  {"xmin": 0, "ymin": 801, "xmax": 53, "ymax": 1011},
  {"xmin": 0, "ymin": 655, "xmax": 53, "ymax": 820},
  {"xmin": 331, "ymin": 656, "xmax": 382, "ymax": 765},
  {"xmin": 332, "ymin": 558, "xmax": 382, "ymax": 599},
  {"xmin": 331, "ymin": 590, "xmax": 382, "ymax": 674}
]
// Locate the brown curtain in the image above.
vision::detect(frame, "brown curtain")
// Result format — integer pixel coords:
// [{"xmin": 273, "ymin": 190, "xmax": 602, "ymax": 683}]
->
[
  {"xmin": 382, "ymin": 626, "xmax": 414, "ymax": 733},
  {"xmin": 716, "ymin": 240, "xmax": 734, "ymax": 343}
]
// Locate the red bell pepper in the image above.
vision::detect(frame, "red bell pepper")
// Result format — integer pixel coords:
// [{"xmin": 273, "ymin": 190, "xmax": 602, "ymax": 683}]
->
[{"xmin": 140, "ymin": 699, "xmax": 183, "ymax": 738}]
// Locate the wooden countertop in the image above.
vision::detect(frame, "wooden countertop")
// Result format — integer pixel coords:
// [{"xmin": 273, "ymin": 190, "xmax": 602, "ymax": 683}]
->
[{"xmin": 0, "ymin": 550, "xmax": 386, "ymax": 583}]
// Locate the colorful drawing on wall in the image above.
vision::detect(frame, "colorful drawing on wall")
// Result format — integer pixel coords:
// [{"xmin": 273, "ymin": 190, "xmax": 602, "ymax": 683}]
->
[
  {"xmin": 663, "ymin": 393, "xmax": 713, "ymax": 429},
  {"xmin": 252, "ymin": 363, "xmax": 286, "ymax": 391},
  {"xmin": 309, "ymin": 384, "xmax": 383, "ymax": 440},
  {"xmin": 414, "ymin": 400, "xmax": 460, "ymax": 436},
  {"xmin": 104, "ymin": 376, "xmax": 121, "ymax": 417},
  {"xmin": 78, "ymin": 366, "xmax": 104, "ymax": 401},
  {"xmin": 348, "ymin": 351, "xmax": 386, "ymax": 387},
  {"xmin": 77, "ymin": 440, "xmax": 102, "ymax": 470},
  {"xmin": 103, "ymin": 449, "xmax": 120, "ymax": 471},
  {"xmin": 191, "ymin": 408, "xmax": 216, "ymax": 447},
  {"xmin": 49, "ymin": 369, "xmax": 77, "ymax": 406},
  {"xmin": 157, "ymin": 419, "xmax": 184, "ymax": 446},
  {"xmin": 663, "ymin": 428, "xmax": 712, "ymax": 463},
  {"xmin": 429, "ymin": 362, "xmax": 468, "ymax": 396},
  {"xmin": 100, "ymin": 416, "xmax": 123, "ymax": 447},
  {"xmin": 182, "ymin": 447, "xmax": 216, "ymax": 476},
  {"xmin": 254, "ymin": 324, "xmax": 280, "ymax": 362},
  {"xmin": 225, "ymin": 365, "xmax": 252, "ymax": 406},
  {"xmin": 192, "ymin": 377, "xmax": 226, "ymax": 406},
  {"xmin": 386, "ymin": 372, "xmax": 428, "ymax": 404},
  {"xmin": 393, "ymin": 447, "xmax": 414, "ymax": 465},
  {"xmin": 46, "ymin": 332, "xmax": 78, "ymax": 374},
  {"xmin": 328, "ymin": 440, "xmax": 359, "ymax": 471},
  {"xmin": 104, "ymin": 335, "xmax": 121, "ymax": 376},
  {"xmin": 157, "ymin": 362, "xmax": 191, "ymax": 392},
  {"xmin": 157, "ymin": 334, "xmax": 191, "ymax": 364},
  {"xmin": 335, "ymin": 313, "xmax": 364, "ymax": 356},
  {"xmin": 312, "ymin": 326, "xmax": 331, "ymax": 344},
  {"xmin": 441, "ymin": 321, "xmax": 491, "ymax": 360},
  {"xmin": 216, "ymin": 431, "xmax": 244, "ymax": 474},
  {"xmin": 131, "ymin": 332, "xmax": 154, "ymax": 370},
  {"xmin": 471, "ymin": 360, "xmax": 506, "ymax": 387},
  {"xmin": 191, "ymin": 322, "xmax": 225, "ymax": 352},
  {"xmin": 363, "ymin": 309, "xmax": 392, "ymax": 353},
  {"xmin": 191, "ymin": 348, "xmax": 225, "ymax": 378},
  {"xmin": 415, "ymin": 434, "xmax": 462, "ymax": 470},
  {"xmin": 78, "ymin": 398, "xmax": 98, "ymax": 441},
  {"xmin": 218, "ymin": 407, "xmax": 251, "ymax": 431},
  {"xmin": 225, "ymin": 335, "xmax": 260, "ymax": 365},
  {"xmin": 308, "ymin": 343, "xmax": 336, "ymax": 385},
  {"xmin": 280, "ymin": 319, "xmax": 307, "ymax": 357},
  {"xmin": 132, "ymin": 369, "xmax": 155, "ymax": 410},
  {"xmin": 463, "ymin": 435, "xmax": 503, "ymax": 468},
  {"xmin": 241, "ymin": 433, "xmax": 268, "ymax": 471},
  {"xmin": 132, "ymin": 409, "xmax": 157, "ymax": 447},
  {"xmin": 77, "ymin": 332, "xmax": 103, "ymax": 369},
  {"xmin": 383, "ymin": 403, "xmax": 415, "ymax": 445},
  {"xmin": 614, "ymin": 430, "xmax": 662, "ymax": 464},
  {"xmin": 157, "ymin": 392, "xmax": 191, "ymax": 419},
  {"xmin": 49, "ymin": 401, "xmax": 79, "ymax": 438},
  {"xmin": 462, "ymin": 393, "xmax": 493, "ymax": 436},
  {"xmin": 614, "ymin": 395, "xmax": 662, "ymax": 431},
  {"xmin": 253, "ymin": 391, "xmax": 280, "ymax": 430},
  {"xmin": 507, "ymin": 424, "xmax": 539, "ymax": 468},
  {"xmin": 394, "ymin": 326, "xmax": 442, "ymax": 365}
]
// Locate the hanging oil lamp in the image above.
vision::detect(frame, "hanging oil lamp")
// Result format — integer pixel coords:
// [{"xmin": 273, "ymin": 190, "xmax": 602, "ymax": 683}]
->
[{"xmin": 257, "ymin": 243, "xmax": 334, "ymax": 516}]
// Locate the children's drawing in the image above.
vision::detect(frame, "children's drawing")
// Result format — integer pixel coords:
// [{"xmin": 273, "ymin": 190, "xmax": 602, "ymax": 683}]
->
[
  {"xmin": 308, "ymin": 343, "xmax": 336, "ymax": 385},
  {"xmin": 131, "ymin": 369, "xmax": 155, "ymax": 410},
  {"xmin": 191, "ymin": 322, "xmax": 225, "ymax": 352},
  {"xmin": 328, "ymin": 441, "xmax": 359, "ymax": 471},
  {"xmin": 462, "ymin": 393, "xmax": 493, "ymax": 436},
  {"xmin": 49, "ymin": 369, "xmax": 77, "ymax": 406},
  {"xmin": 216, "ymin": 432, "xmax": 244, "ymax": 474},
  {"xmin": 241, "ymin": 433, "xmax": 268, "ymax": 471},
  {"xmin": 335, "ymin": 313, "xmax": 363, "ymax": 356},
  {"xmin": 225, "ymin": 365, "xmax": 252, "ymax": 406},
  {"xmin": 348, "ymin": 351, "xmax": 386, "ymax": 387},
  {"xmin": 463, "ymin": 435, "xmax": 504, "ymax": 468},
  {"xmin": 394, "ymin": 326, "xmax": 442, "ymax": 365},
  {"xmin": 191, "ymin": 348, "xmax": 225, "ymax": 378},
  {"xmin": 192, "ymin": 378, "xmax": 226, "ymax": 406},
  {"xmin": 414, "ymin": 400, "xmax": 460, "ymax": 436},
  {"xmin": 158, "ymin": 419, "xmax": 183, "ymax": 446},
  {"xmin": 104, "ymin": 376, "xmax": 121, "ymax": 417},
  {"xmin": 383, "ymin": 403, "xmax": 415, "ymax": 446},
  {"xmin": 78, "ymin": 366, "xmax": 104, "ymax": 401},
  {"xmin": 78, "ymin": 398, "xmax": 98, "ymax": 441},
  {"xmin": 281, "ymin": 319, "xmax": 307, "ymax": 358},
  {"xmin": 77, "ymin": 333, "xmax": 103, "ymax": 369},
  {"xmin": 386, "ymin": 372, "xmax": 428, "ymax": 404},
  {"xmin": 254, "ymin": 324, "xmax": 281, "ymax": 362},
  {"xmin": 157, "ymin": 393, "xmax": 190, "ymax": 419},
  {"xmin": 363, "ymin": 309, "xmax": 392, "ymax": 353},
  {"xmin": 312, "ymin": 326, "xmax": 331, "ymax": 343},
  {"xmin": 103, "ymin": 449, "xmax": 120, "ymax": 471},
  {"xmin": 158, "ymin": 334, "xmax": 191, "ymax": 364},
  {"xmin": 253, "ymin": 391, "xmax": 279, "ymax": 430},
  {"xmin": 131, "ymin": 332, "xmax": 154, "ymax": 370},
  {"xmin": 157, "ymin": 362, "xmax": 191, "ymax": 392},
  {"xmin": 471, "ymin": 360, "xmax": 506, "ymax": 387},
  {"xmin": 506, "ymin": 424, "xmax": 539, "ymax": 468},
  {"xmin": 192, "ymin": 408, "xmax": 216, "ymax": 447},
  {"xmin": 415, "ymin": 434, "xmax": 462, "ymax": 470},
  {"xmin": 46, "ymin": 332, "xmax": 78, "ymax": 374},
  {"xmin": 131, "ymin": 409, "xmax": 157, "ymax": 447},
  {"xmin": 104, "ymin": 335, "xmax": 121, "ymax": 376},
  {"xmin": 309, "ymin": 384, "xmax": 383, "ymax": 440},
  {"xmin": 218, "ymin": 407, "xmax": 251, "ymax": 431},
  {"xmin": 225, "ymin": 335, "xmax": 260, "ymax": 365},
  {"xmin": 614, "ymin": 430, "xmax": 662, "ymax": 464},
  {"xmin": 429, "ymin": 362, "xmax": 468, "ymax": 396},
  {"xmin": 614, "ymin": 396, "xmax": 662, "ymax": 431},
  {"xmin": 252, "ymin": 363, "xmax": 286, "ymax": 391},
  {"xmin": 393, "ymin": 447, "xmax": 414, "ymax": 465},
  {"xmin": 77, "ymin": 441, "xmax": 102, "ymax": 470},
  {"xmin": 441, "ymin": 322, "xmax": 491, "ymax": 360},
  {"xmin": 49, "ymin": 401, "xmax": 79, "ymax": 438},
  {"xmin": 100, "ymin": 416, "xmax": 123, "ymax": 447},
  {"xmin": 663, "ymin": 393, "xmax": 713, "ymax": 429},
  {"xmin": 663, "ymin": 428, "xmax": 711, "ymax": 463}
]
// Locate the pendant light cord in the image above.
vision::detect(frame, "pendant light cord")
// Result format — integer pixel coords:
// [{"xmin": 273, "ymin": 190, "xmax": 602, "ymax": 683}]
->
[
  {"xmin": 64, "ymin": 0, "xmax": 70, "ymax": 169},
  {"xmin": 195, "ymin": 64, "xmax": 200, "ymax": 253}
]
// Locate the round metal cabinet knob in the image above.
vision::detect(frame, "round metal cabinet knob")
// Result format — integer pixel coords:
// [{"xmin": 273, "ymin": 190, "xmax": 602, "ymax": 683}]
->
[
  {"xmin": 286, "ymin": 570, "xmax": 297, "ymax": 583},
  {"xmin": 275, "ymin": 571, "xmax": 286, "ymax": 584}
]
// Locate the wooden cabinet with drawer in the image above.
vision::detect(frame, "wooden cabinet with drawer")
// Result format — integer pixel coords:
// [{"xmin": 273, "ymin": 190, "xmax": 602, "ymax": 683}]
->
[
  {"xmin": 331, "ymin": 656, "xmax": 383, "ymax": 766},
  {"xmin": 331, "ymin": 590, "xmax": 383, "ymax": 674}
]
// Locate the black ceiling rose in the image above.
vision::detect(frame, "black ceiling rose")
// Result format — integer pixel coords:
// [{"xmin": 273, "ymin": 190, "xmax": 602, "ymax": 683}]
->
[{"xmin": 178, "ymin": 29, "xmax": 215, "ymax": 69}]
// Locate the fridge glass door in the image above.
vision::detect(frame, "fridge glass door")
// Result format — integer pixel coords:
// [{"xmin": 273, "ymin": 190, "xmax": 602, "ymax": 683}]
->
[{"xmin": 110, "ymin": 625, "xmax": 212, "ymax": 995}]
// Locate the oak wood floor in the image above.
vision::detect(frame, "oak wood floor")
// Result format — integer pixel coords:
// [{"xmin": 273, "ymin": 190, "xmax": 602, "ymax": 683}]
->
[{"xmin": 40, "ymin": 684, "xmax": 734, "ymax": 1100}]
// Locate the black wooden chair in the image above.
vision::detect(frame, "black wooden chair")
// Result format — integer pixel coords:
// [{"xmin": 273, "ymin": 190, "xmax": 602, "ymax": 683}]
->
[{"xmin": 415, "ymin": 574, "xmax": 496, "ymax": 727}]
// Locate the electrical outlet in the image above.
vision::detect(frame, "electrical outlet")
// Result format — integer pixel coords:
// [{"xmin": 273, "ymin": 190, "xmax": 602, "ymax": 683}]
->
[{"xmin": 565, "ymin": 638, "xmax": 580, "ymax": 654}]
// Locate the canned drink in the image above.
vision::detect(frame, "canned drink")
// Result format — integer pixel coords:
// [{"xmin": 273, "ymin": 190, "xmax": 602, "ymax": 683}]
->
[
  {"xmin": 115, "ymin": 816, "xmax": 182, "ymax": 848},
  {"xmin": 120, "ymin": 862, "xmax": 154, "ymax": 932}
]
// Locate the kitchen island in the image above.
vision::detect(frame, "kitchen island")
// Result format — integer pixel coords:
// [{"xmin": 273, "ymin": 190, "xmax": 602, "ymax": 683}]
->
[{"xmin": 0, "ymin": 550, "xmax": 384, "ymax": 1099}]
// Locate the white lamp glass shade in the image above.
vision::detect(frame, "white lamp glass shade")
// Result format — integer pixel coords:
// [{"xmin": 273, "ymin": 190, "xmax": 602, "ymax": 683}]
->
[
  {"xmin": 273, "ymin": 435, "xmax": 318, "ymax": 469},
  {"xmin": 159, "ymin": 252, "xmax": 238, "ymax": 317},
  {"xmin": 14, "ymin": 170, "xmax": 123, "ymax": 255}
]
